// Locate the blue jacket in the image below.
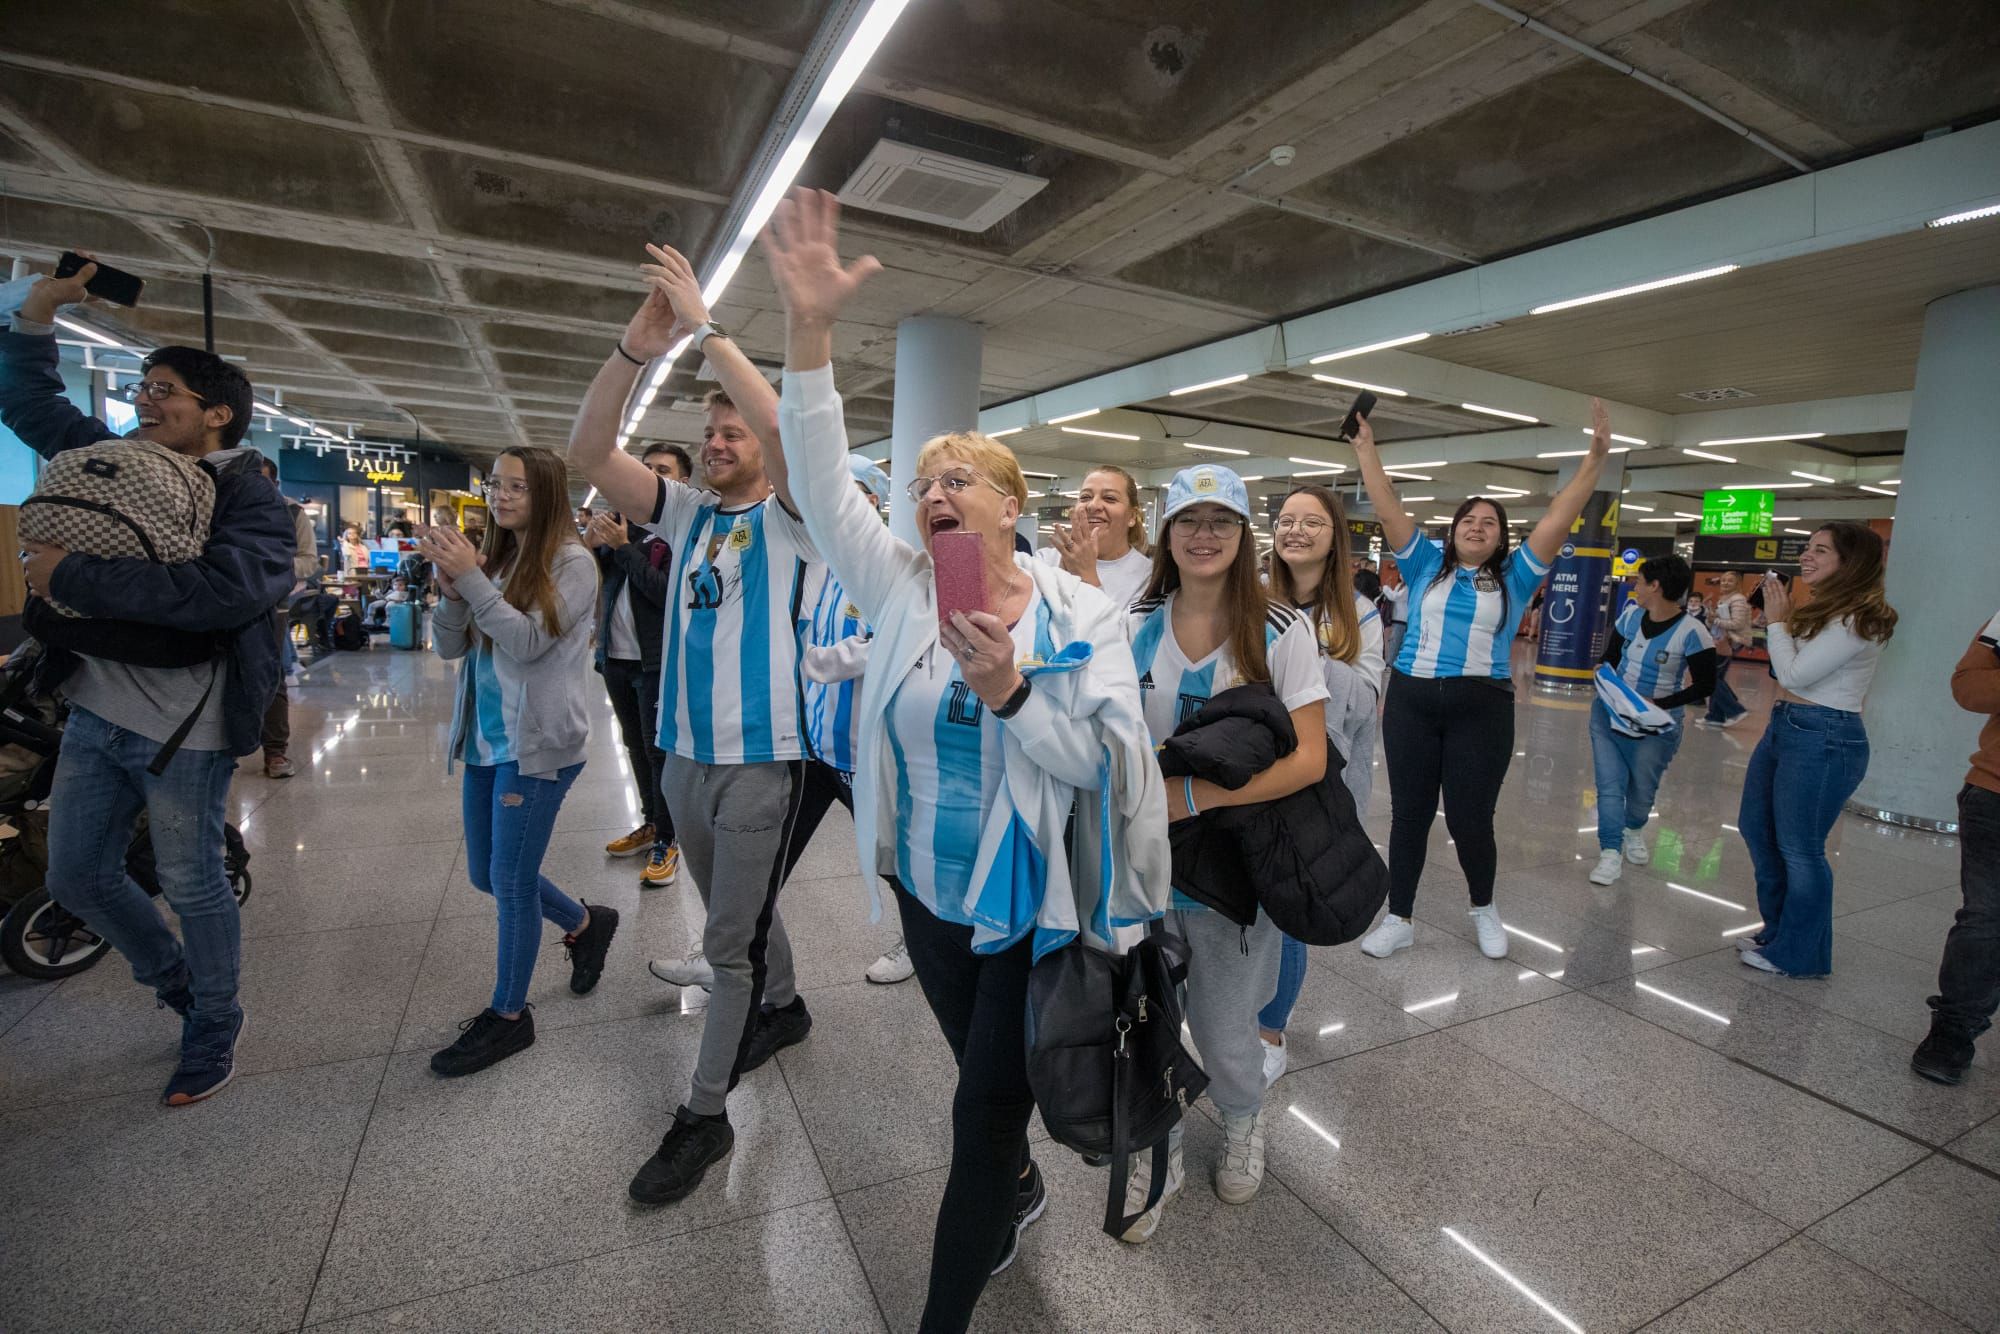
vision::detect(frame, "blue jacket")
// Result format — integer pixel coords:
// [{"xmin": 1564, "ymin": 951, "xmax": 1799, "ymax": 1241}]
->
[{"xmin": 0, "ymin": 326, "xmax": 296, "ymax": 757}]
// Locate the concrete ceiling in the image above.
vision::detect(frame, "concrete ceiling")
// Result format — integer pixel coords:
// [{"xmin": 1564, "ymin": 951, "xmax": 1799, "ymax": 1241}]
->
[{"xmin": 1, "ymin": 0, "xmax": 1996, "ymax": 486}]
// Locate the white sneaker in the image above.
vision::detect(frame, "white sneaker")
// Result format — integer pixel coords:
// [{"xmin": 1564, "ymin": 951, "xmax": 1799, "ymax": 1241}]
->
[
  {"xmin": 1359, "ymin": 914, "xmax": 1414, "ymax": 958},
  {"xmin": 1622, "ymin": 830, "xmax": 1651, "ymax": 865},
  {"xmin": 1215, "ymin": 1109, "xmax": 1267, "ymax": 1204},
  {"xmin": 1739, "ymin": 948, "xmax": 1783, "ymax": 975},
  {"xmin": 1119, "ymin": 1131, "xmax": 1184, "ymax": 1244},
  {"xmin": 1261, "ymin": 1038, "xmax": 1288, "ymax": 1089},
  {"xmin": 1469, "ymin": 904, "xmax": 1509, "ymax": 959},
  {"xmin": 1589, "ymin": 849, "xmax": 1625, "ymax": 886},
  {"xmin": 865, "ymin": 937, "xmax": 914, "ymax": 985},
  {"xmin": 647, "ymin": 947, "xmax": 713, "ymax": 991}
]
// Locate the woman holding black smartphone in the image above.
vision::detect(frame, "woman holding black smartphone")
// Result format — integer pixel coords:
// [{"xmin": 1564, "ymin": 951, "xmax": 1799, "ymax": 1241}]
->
[{"xmin": 763, "ymin": 187, "xmax": 1169, "ymax": 1332}]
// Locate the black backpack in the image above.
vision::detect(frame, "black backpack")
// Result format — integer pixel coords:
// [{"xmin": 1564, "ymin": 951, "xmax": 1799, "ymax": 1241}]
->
[
  {"xmin": 1025, "ymin": 928, "xmax": 1206, "ymax": 1239},
  {"xmin": 332, "ymin": 611, "xmax": 367, "ymax": 651}
]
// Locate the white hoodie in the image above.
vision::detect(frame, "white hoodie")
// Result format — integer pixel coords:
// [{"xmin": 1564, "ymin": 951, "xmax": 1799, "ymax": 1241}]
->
[{"xmin": 779, "ymin": 365, "xmax": 1170, "ymax": 956}]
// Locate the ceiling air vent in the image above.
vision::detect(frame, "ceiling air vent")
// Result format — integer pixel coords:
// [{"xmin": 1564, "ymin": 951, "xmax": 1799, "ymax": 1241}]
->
[
  {"xmin": 1677, "ymin": 386, "xmax": 1758, "ymax": 402},
  {"xmin": 838, "ymin": 140, "xmax": 1049, "ymax": 233}
]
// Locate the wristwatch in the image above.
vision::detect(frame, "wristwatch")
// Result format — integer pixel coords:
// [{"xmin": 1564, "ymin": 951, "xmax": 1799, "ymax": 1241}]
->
[
  {"xmin": 992, "ymin": 675, "xmax": 1034, "ymax": 721},
  {"xmin": 691, "ymin": 322, "xmax": 729, "ymax": 351}
]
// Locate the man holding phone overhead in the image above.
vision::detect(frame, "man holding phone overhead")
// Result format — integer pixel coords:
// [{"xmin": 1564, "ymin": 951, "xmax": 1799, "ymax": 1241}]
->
[{"xmin": 567, "ymin": 244, "xmax": 839, "ymax": 1209}]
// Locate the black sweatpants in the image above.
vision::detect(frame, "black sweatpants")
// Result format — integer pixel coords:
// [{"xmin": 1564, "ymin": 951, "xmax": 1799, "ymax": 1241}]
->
[
  {"xmin": 602, "ymin": 658, "xmax": 671, "ymax": 842},
  {"xmin": 892, "ymin": 882, "xmax": 1036, "ymax": 1334},
  {"xmin": 1382, "ymin": 670, "xmax": 1517, "ymax": 917}
]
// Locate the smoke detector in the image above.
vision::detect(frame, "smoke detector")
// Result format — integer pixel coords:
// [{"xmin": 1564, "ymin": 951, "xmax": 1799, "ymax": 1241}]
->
[
  {"xmin": 838, "ymin": 140, "xmax": 1049, "ymax": 233},
  {"xmin": 1677, "ymin": 386, "xmax": 1758, "ymax": 402}
]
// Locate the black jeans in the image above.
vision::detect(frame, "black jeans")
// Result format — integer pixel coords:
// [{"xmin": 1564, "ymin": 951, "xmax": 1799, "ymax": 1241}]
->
[
  {"xmin": 780, "ymin": 760, "xmax": 851, "ymax": 879},
  {"xmin": 1382, "ymin": 670, "xmax": 1516, "ymax": 917},
  {"xmin": 602, "ymin": 658, "xmax": 670, "ymax": 841},
  {"xmin": 892, "ymin": 882, "xmax": 1036, "ymax": 1334},
  {"xmin": 1930, "ymin": 784, "xmax": 2000, "ymax": 1038}
]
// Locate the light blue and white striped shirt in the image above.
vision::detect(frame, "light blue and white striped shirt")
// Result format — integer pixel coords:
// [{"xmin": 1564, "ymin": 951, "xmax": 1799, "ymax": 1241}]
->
[
  {"xmin": 801, "ymin": 567, "xmax": 869, "ymax": 774},
  {"xmin": 884, "ymin": 590, "xmax": 1056, "ymax": 924},
  {"xmin": 1610, "ymin": 602, "xmax": 1713, "ymax": 718},
  {"xmin": 460, "ymin": 640, "xmax": 516, "ymax": 767},
  {"xmin": 1391, "ymin": 534, "xmax": 1550, "ymax": 681},
  {"xmin": 645, "ymin": 482, "xmax": 818, "ymax": 766}
]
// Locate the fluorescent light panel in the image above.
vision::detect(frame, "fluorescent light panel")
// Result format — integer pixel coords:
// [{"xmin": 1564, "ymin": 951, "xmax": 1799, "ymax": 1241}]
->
[
  {"xmin": 1289, "ymin": 456, "xmax": 1346, "ymax": 471},
  {"xmin": 1048, "ymin": 408, "xmax": 1100, "ymax": 424},
  {"xmin": 1169, "ymin": 373, "xmax": 1249, "ymax": 396},
  {"xmin": 1062, "ymin": 426, "xmax": 1142, "ymax": 441},
  {"xmin": 1583, "ymin": 428, "xmax": 1648, "ymax": 446},
  {"xmin": 1697, "ymin": 433, "xmax": 1826, "ymax": 446},
  {"xmin": 988, "ymin": 426, "xmax": 1023, "ymax": 437},
  {"xmin": 1184, "ymin": 441, "xmax": 1250, "ymax": 455},
  {"xmin": 1859, "ymin": 484, "xmax": 1898, "ymax": 496},
  {"xmin": 1529, "ymin": 263, "xmax": 1738, "ymax": 315},
  {"xmin": 1929, "ymin": 202, "xmax": 2000, "ymax": 228},
  {"xmin": 1308, "ymin": 331, "xmax": 1429, "ymax": 364},
  {"xmin": 1311, "ymin": 374, "xmax": 1408, "ymax": 397},
  {"xmin": 1791, "ymin": 471, "xmax": 1836, "ymax": 483},
  {"xmin": 1680, "ymin": 447, "xmax": 1738, "ymax": 463},
  {"xmin": 1723, "ymin": 481, "xmax": 1812, "ymax": 489},
  {"xmin": 1461, "ymin": 402, "xmax": 1537, "ymax": 423},
  {"xmin": 1621, "ymin": 502, "xmax": 1654, "ymax": 511}
]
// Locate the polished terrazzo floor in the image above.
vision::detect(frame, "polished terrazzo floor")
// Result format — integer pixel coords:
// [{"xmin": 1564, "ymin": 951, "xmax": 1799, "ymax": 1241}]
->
[{"xmin": 0, "ymin": 642, "xmax": 1987, "ymax": 1333}]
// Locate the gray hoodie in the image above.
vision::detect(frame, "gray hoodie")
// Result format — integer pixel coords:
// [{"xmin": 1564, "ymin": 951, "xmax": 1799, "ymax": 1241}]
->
[{"xmin": 434, "ymin": 542, "xmax": 598, "ymax": 779}]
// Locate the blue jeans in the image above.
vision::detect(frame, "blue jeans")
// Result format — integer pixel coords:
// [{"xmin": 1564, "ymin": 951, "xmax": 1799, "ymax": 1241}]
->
[
  {"xmin": 1705, "ymin": 655, "xmax": 1747, "ymax": 723},
  {"xmin": 462, "ymin": 761, "xmax": 585, "ymax": 1014},
  {"xmin": 45, "ymin": 706, "xmax": 242, "ymax": 1038},
  {"xmin": 1259, "ymin": 934, "xmax": 1308, "ymax": 1033},
  {"xmin": 1738, "ymin": 702, "xmax": 1869, "ymax": 976},
  {"xmin": 1589, "ymin": 701, "xmax": 1683, "ymax": 850}
]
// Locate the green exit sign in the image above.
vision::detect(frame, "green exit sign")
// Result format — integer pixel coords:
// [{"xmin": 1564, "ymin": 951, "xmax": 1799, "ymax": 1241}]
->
[{"xmin": 1700, "ymin": 489, "xmax": 1774, "ymax": 535}]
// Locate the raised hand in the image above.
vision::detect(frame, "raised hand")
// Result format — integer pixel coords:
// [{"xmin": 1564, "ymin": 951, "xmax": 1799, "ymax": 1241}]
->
[
  {"xmin": 761, "ymin": 188, "xmax": 881, "ymax": 325},
  {"xmin": 20, "ymin": 257, "xmax": 97, "ymax": 325},
  {"xmin": 1050, "ymin": 517, "xmax": 1100, "ymax": 581},
  {"xmin": 641, "ymin": 244, "xmax": 710, "ymax": 334},
  {"xmin": 1589, "ymin": 397, "xmax": 1612, "ymax": 456},
  {"xmin": 619, "ymin": 276, "xmax": 689, "ymax": 363},
  {"xmin": 1351, "ymin": 411, "xmax": 1376, "ymax": 453}
]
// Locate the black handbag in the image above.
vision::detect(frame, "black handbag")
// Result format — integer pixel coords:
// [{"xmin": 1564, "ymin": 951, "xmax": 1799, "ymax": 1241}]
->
[{"xmin": 1024, "ymin": 926, "xmax": 1207, "ymax": 1239}]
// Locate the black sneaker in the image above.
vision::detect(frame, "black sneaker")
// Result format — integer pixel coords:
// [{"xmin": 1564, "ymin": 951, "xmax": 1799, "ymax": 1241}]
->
[
  {"xmin": 564, "ymin": 901, "xmax": 620, "ymax": 995},
  {"xmin": 992, "ymin": 1159, "xmax": 1048, "ymax": 1275},
  {"xmin": 1912, "ymin": 1024, "xmax": 1975, "ymax": 1086},
  {"xmin": 629, "ymin": 1105, "xmax": 735, "ymax": 1206},
  {"xmin": 430, "ymin": 1007, "xmax": 535, "ymax": 1077},
  {"xmin": 162, "ymin": 1009, "xmax": 246, "ymax": 1107},
  {"xmin": 740, "ymin": 996, "xmax": 812, "ymax": 1073}
]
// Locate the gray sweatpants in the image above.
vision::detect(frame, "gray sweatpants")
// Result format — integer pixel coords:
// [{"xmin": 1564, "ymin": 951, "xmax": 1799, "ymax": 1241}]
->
[
  {"xmin": 660, "ymin": 754, "xmax": 802, "ymax": 1117},
  {"xmin": 1170, "ymin": 906, "xmax": 1282, "ymax": 1119}
]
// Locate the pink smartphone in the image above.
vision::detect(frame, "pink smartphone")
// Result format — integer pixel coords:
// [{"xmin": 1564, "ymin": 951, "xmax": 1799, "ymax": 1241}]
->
[{"xmin": 933, "ymin": 531, "xmax": 987, "ymax": 629}]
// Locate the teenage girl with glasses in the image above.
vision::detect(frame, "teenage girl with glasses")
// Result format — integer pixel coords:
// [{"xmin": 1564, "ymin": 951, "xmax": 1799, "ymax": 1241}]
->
[
  {"xmin": 418, "ymin": 446, "xmax": 616, "ymax": 1076},
  {"xmin": 1354, "ymin": 402, "xmax": 1616, "ymax": 961}
]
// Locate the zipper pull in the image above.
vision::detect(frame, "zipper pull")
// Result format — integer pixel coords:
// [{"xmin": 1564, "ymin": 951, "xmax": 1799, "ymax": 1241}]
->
[{"xmin": 1137, "ymin": 995, "xmax": 1148, "ymax": 1022}]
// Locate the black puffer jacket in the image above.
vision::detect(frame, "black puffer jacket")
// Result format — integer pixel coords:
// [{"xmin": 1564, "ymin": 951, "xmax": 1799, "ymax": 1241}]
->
[{"xmin": 1159, "ymin": 683, "xmax": 1388, "ymax": 945}]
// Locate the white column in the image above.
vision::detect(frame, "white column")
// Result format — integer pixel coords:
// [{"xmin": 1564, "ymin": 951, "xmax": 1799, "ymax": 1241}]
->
[
  {"xmin": 1852, "ymin": 283, "xmax": 2000, "ymax": 829},
  {"xmin": 887, "ymin": 316, "xmax": 983, "ymax": 547}
]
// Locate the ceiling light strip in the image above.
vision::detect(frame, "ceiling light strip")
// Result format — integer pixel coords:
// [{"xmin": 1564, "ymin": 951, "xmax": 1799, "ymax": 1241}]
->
[
  {"xmin": 1696, "ymin": 433, "xmax": 1826, "ymax": 446},
  {"xmin": 1308, "ymin": 331, "xmax": 1430, "ymax": 364},
  {"xmin": 1529, "ymin": 263, "xmax": 1739, "ymax": 315},
  {"xmin": 1461, "ymin": 402, "xmax": 1538, "ymax": 423},
  {"xmin": 1311, "ymin": 374, "xmax": 1408, "ymax": 397},
  {"xmin": 1928, "ymin": 202, "xmax": 2000, "ymax": 228},
  {"xmin": 1168, "ymin": 373, "xmax": 1250, "ymax": 396}
]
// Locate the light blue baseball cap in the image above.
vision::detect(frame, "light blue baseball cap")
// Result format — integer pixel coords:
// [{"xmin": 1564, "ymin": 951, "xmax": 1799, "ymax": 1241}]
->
[
  {"xmin": 847, "ymin": 454, "xmax": 891, "ymax": 504},
  {"xmin": 1159, "ymin": 463, "xmax": 1251, "ymax": 532}
]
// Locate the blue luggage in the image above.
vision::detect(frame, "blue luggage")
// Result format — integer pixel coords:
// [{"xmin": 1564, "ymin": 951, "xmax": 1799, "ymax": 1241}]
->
[{"xmin": 388, "ymin": 601, "xmax": 420, "ymax": 650}]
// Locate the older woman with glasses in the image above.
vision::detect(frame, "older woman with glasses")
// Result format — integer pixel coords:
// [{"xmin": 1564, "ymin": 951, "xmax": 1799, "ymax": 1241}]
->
[{"xmin": 762, "ymin": 188, "xmax": 1169, "ymax": 1334}]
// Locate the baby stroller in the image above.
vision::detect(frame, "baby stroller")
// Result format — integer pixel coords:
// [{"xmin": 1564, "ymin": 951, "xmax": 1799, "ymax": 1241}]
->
[{"xmin": 0, "ymin": 646, "xmax": 251, "ymax": 981}]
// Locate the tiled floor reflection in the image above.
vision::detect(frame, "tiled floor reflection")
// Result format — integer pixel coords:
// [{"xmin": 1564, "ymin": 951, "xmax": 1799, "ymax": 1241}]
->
[{"xmin": 0, "ymin": 644, "xmax": 1984, "ymax": 1333}]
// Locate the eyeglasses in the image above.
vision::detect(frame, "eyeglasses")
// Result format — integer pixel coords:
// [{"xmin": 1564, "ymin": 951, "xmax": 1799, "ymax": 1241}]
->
[
  {"xmin": 116, "ymin": 379, "xmax": 210, "ymax": 407},
  {"xmin": 1170, "ymin": 512, "xmax": 1246, "ymax": 538},
  {"xmin": 906, "ymin": 467, "xmax": 1003, "ymax": 503},
  {"xmin": 481, "ymin": 480, "xmax": 530, "ymax": 500},
  {"xmin": 1273, "ymin": 515, "xmax": 1330, "ymax": 534}
]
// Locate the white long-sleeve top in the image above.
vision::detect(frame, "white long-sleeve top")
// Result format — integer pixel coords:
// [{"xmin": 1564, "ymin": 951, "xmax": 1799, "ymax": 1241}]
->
[
  {"xmin": 1767, "ymin": 616, "xmax": 1882, "ymax": 713},
  {"xmin": 778, "ymin": 364, "xmax": 1171, "ymax": 957}
]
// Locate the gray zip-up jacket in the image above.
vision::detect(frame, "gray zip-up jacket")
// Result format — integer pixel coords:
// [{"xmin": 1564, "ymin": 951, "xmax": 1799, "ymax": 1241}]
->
[{"xmin": 434, "ymin": 542, "xmax": 598, "ymax": 779}]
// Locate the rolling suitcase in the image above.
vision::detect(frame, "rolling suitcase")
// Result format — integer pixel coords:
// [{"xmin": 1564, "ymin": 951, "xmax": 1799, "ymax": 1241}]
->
[{"xmin": 388, "ymin": 601, "xmax": 420, "ymax": 650}]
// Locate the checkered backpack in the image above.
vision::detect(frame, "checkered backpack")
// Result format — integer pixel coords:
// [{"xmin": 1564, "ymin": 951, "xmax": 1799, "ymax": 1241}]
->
[{"xmin": 19, "ymin": 439, "xmax": 215, "ymax": 617}]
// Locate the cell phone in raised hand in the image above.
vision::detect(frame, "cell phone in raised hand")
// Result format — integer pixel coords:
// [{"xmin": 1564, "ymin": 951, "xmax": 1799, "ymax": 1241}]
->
[
  {"xmin": 1338, "ymin": 391, "xmax": 1378, "ymax": 442},
  {"xmin": 54, "ymin": 251, "xmax": 145, "ymax": 307},
  {"xmin": 932, "ymin": 530, "xmax": 987, "ymax": 629}
]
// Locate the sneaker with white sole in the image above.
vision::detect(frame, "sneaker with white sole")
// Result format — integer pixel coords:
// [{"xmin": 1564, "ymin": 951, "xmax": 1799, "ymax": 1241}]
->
[
  {"xmin": 1589, "ymin": 849, "xmax": 1625, "ymax": 885},
  {"xmin": 865, "ymin": 937, "xmax": 915, "ymax": 985},
  {"xmin": 639, "ymin": 842, "xmax": 679, "ymax": 888},
  {"xmin": 1622, "ymin": 829, "xmax": 1651, "ymax": 865},
  {"xmin": 1118, "ymin": 1129, "xmax": 1184, "ymax": 1244},
  {"xmin": 1214, "ymin": 1109, "xmax": 1267, "ymax": 1204},
  {"xmin": 1468, "ymin": 904, "xmax": 1508, "ymax": 959},
  {"xmin": 648, "ymin": 947, "xmax": 713, "ymax": 991},
  {"xmin": 1359, "ymin": 914, "xmax": 1413, "ymax": 958},
  {"xmin": 1739, "ymin": 948, "xmax": 1784, "ymax": 975},
  {"xmin": 1261, "ymin": 1038, "xmax": 1288, "ymax": 1090}
]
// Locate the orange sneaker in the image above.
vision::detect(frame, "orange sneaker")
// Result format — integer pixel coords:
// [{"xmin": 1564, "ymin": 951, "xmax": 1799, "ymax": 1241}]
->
[
  {"xmin": 640, "ymin": 843, "xmax": 680, "ymax": 888},
  {"xmin": 605, "ymin": 824, "xmax": 656, "ymax": 858}
]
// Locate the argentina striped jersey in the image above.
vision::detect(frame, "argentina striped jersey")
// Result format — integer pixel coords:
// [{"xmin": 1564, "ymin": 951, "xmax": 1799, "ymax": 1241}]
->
[
  {"xmin": 1392, "ymin": 534, "xmax": 1550, "ymax": 681},
  {"xmin": 800, "ymin": 567, "xmax": 869, "ymax": 774},
  {"xmin": 644, "ymin": 481, "xmax": 818, "ymax": 765},
  {"xmin": 1611, "ymin": 602, "xmax": 1713, "ymax": 717},
  {"xmin": 884, "ymin": 590, "xmax": 1057, "ymax": 924},
  {"xmin": 459, "ymin": 640, "xmax": 515, "ymax": 766}
]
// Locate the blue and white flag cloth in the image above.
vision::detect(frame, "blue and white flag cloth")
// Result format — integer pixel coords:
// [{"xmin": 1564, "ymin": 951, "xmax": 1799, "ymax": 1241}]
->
[{"xmin": 1595, "ymin": 663, "xmax": 1675, "ymax": 738}]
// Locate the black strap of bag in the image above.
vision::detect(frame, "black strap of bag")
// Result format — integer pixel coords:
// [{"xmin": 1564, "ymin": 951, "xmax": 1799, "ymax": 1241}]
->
[
  {"xmin": 1103, "ymin": 1016, "xmax": 1174, "ymax": 1239},
  {"xmin": 145, "ymin": 660, "xmax": 222, "ymax": 777}
]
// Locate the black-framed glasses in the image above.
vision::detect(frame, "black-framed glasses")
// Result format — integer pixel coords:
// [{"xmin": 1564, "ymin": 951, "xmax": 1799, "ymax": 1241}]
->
[
  {"xmin": 907, "ymin": 467, "xmax": 1003, "ymax": 503},
  {"xmin": 116, "ymin": 379, "xmax": 210, "ymax": 407}
]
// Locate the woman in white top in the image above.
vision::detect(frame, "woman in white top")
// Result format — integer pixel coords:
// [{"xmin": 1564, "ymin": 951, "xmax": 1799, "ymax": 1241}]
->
[
  {"xmin": 1737, "ymin": 521, "xmax": 1897, "ymax": 977},
  {"xmin": 1039, "ymin": 464, "xmax": 1154, "ymax": 610},
  {"xmin": 764, "ymin": 188, "xmax": 1169, "ymax": 1331},
  {"xmin": 1255, "ymin": 484, "xmax": 1383, "ymax": 1086},
  {"xmin": 1121, "ymin": 464, "xmax": 1328, "ymax": 1241}
]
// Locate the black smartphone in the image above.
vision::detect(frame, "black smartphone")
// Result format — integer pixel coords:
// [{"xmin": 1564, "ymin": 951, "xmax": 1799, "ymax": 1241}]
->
[
  {"xmin": 53, "ymin": 251, "xmax": 145, "ymax": 307},
  {"xmin": 1338, "ymin": 391, "xmax": 1378, "ymax": 441}
]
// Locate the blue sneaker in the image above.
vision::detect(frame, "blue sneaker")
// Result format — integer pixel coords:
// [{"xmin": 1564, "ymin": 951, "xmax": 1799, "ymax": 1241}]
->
[{"xmin": 162, "ymin": 1010, "xmax": 246, "ymax": 1107}]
